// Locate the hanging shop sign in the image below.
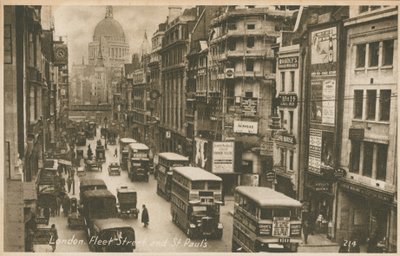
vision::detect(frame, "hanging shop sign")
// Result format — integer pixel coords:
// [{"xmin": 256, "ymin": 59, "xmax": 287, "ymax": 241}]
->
[
  {"xmin": 241, "ymin": 97, "xmax": 258, "ymax": 116},
  {"xmin": 278, "ymin": 94, "xmax": 298, "ymax": 108},
  {"xmin": 278, "ymin": 56, "xmax": 299, "ymax": 69},
  {"xmin": 233, "ymin": 120, "xmax": 258, "ymax": 134},
  {"xmin": 225, "ymin": 68, "xmax": 235, "ymax": 79},
  {"xmin": 275, "ymin": 134, "xmax": 296, "ymax": 145},
  {"xmin": 334, "ymin": 168, "xmax": 346, "ymax": 178},
  {"xmin": 266, "ymin": 171, "xmax": 276, "ymax": 182}
]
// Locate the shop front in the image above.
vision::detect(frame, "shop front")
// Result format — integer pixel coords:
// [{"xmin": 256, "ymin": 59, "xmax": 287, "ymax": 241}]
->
[
  {"xmin": 304, "ymin": 172, "xmax": 335, "ymax": 238},
  {"xmin": 336, "ymin": 181, "xmax": 396, "ymax": 249}
]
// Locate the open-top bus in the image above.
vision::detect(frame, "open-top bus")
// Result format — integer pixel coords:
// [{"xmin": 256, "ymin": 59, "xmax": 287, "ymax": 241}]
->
[
  {"xmin": 156, "ymin": 152, "xmax": 189, "ymax": 200},
  {"xmin": 119, "ymin": 138, "xmax": 137, "ymax": 171},
  {"xmin": 232, "ymin": 186, "xmax": 302, "ymax": 252},
  {"xmin": 127, "ymin": 142, "xmax": 150, "ymax": 182},
  {"xmin": 170, "ymin": 166, "xmax": 223, "ymax": 239}
]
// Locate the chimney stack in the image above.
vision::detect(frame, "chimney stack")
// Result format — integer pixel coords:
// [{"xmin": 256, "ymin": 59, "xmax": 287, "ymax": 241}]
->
[{"xmin": 168, "ymin": 7, "xmax": 182, "ymax": 23}]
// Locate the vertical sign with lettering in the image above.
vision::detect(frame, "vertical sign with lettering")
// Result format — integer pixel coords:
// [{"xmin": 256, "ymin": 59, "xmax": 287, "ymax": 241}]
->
[{"xmin": 309, "ymin": 128, "xmax": 322, "ymax": 173}]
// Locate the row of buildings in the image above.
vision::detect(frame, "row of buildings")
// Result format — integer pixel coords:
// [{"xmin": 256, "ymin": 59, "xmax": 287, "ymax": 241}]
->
[
  {"xmin": 3, "ymin": 6, "xmax": 69, "ymax": 251},
  {"xmin": 112, "ymin": 5, "xmax": 397, "ymax": 250}
]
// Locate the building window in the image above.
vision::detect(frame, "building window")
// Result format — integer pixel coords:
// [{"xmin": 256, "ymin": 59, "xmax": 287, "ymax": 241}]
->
[
  {"xmin": 280, "ymin": 110, "xmax": 284, "ymax": 128},
  {"xmin": 4, "ymin": 24, "xmax": 12, "ymax": 64},
  {"xmin": 354, "ymin": 90, "xmax": 363, "ymax": 119},
  {"xmin": 246, "ymin": 60, "xmax": 254, "ymax": 71},
  {"xmin": 245, "ymin": 91, "xmax": 253, "ymax": 98},
  {"xmin": 289, "ymin": 111, "xmax": 294, "ymax": 134},
  {"xmin": 359, "ymin": 6, "xmax": 369, "ymax": 13},
  {"xmin": 247, "ymin": 24, "xmax": 255, "ymax": 30},
  {"xmin": 363, "ymin": 142, "xmax": 373, "ymax": 177},
  {"xmin": 382, "ymin": 40, "xmax": 394, "ymax": 66},
  {"xmin": 366, "ymin": 90, "xmax": 376, "ymax": 120},
  {"xmin": 228, "ymin": 23, "xmax": 237, "ymax": 30},
  {"xmin": 376, "ymin": 144, "xmax": 388, "ymax": 181},
  {"xmin": 379, "ymin": 90, "xmax": 391, "ymax": 121},
  {"xmin": 368, "ymin": 42, "xmax": 379, "ymax": 67},
  {"xmin": 228, "ymin": 40, "xmax": 236, "ymax": 51},
  {"xmin": 349, "ymin": 140, "xmax": 361, "ymax": 173},
  {"xmin": 281, "ymin": 72, "xmax": 285, "ymax": 92},
  {"xmin": 289, "ymin": 150, "xmax": 294, "ymax": 171},
  {"xmin": 247, "ymin": 37, "xmax": 254, "ymax": 48},
  {"xmin": 280, "ymin": 148, "xmax": 286, "ymax": 168},
  {"xmin": 356, "ymin": 44, "xmax": 366, "ymax": 68},
  {"xmin": 290, "ymin": 71, "xmax": 295, "ymax": 91}
]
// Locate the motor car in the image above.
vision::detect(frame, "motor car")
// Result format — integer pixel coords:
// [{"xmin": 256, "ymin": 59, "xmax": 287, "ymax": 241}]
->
[
  {"xmin": 108, "ymin": 162, "xmax": 121, "ymax": 176},
  {"xmin": 85, "ymin": 159, "xmax": 101, "ymax": 172},
  {"xmin": 117, "ymin": 186, "xmax": 139, "ymax": 218},
  {"xmin": 89, "ymin": 218, "xmax": 135, "ymax": 252},
  {"xmin": 68, "ymin": 197, "xmax": 84, "ymax": 229}
]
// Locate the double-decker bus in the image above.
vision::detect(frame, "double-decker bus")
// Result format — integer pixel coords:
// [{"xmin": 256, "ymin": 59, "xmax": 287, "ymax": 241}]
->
[
  {"xmin": 170, "ymin": 166, "xmax": 223, "ymax": 239},
  {"xmin": 127, "ymin": 142, "xmax": 150, "ymax": 182},
  {"xmin": 232, "ymin": 186, "xmax": 302, "ymax": 252},
  {"xmin": 156, "ymin": 152, "xmax": 189, "ymax": 200},
  {"xmin": 119, "ymin": 138, "xmax": 137, "ymax": 171}
]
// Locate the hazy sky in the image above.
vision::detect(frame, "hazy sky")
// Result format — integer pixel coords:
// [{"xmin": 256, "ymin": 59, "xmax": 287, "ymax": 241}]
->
[{"xmin": 53, "ymin": 5, "xmax": 172, "ymax": 65}]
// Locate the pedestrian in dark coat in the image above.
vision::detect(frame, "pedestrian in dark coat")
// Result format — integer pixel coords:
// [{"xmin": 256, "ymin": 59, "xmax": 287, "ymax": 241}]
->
[
  {"xmin": 62, "ymin": 195, "xmax": 71, "ymax": 217},
  {"xmin": 49, "ymin": 224, "xmax": 58, "ymax": 252},
  {"xmin": 67, "ymin": 176, "xmax": 73, "ymax": 193},
  {"xmin": 303, "ymin": 220, "xmax": 310, "ymax": 244},
  {"xmin": 56, "ymin": 196, "xmax": 62, "ymax": 216},
  {"xmin": 141, "ymin": 204, "xmax": 149, "ymax": 227}
]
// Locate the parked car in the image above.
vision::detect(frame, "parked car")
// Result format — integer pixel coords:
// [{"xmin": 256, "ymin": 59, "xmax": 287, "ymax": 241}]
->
[{"xmin": 108, "ymin": 162, "xmax": 121, "ymax": 176}]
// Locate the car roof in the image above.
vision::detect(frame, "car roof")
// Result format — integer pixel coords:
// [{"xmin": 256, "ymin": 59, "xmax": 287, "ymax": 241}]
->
[
  {"xmin": 83, "ymin": 189, "xmax": 115, "ymax": 199},
  {"xmin": 120, "ymin": 138, "xmax": 137, "ymax": 144},
  {"xmin": 117, "ymin": 187, "xmax": 136, "ymax": 193},
  {"xmin": 79, "ymin": 178, "xmax": 106, "ymax": 187},
  {"xmin": 93, "ymin": 218, "xmax": 135, "ymax": 230},
  {"xmin": 172, "ymin": 167, "xmax": 222, "ymax": 182},
  {"xmin": 158, "ymin": 152, "xmax": 189, "ymax": 161},
  {"xmin": 128, "ymin": 142, "xmax": 149, "ymax": 151},
  {"xmin": 235, "ymin": 186, "xmax": 302, "ymax": 208}
]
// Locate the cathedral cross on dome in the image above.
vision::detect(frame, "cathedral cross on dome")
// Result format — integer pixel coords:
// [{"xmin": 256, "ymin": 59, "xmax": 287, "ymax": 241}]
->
[{"xmin": 105, "ymin": 6, "xmax": 113, "ymax": 18}]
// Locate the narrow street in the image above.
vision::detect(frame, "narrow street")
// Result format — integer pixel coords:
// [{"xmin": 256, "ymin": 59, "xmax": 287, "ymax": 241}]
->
[{"xmin": 51, "ymin": 128, "xmax": 234, "ymax": 252}]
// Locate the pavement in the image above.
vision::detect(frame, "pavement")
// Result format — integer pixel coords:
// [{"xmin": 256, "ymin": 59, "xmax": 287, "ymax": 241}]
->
[{"xmin": 225, "ymin": 197, "xmax": 371, "ymax": 252}]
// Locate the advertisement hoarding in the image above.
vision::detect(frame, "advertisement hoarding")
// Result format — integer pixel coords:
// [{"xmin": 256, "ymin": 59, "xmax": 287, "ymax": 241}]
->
[{"xmin": 212, "ymin": 142, "xmax": 234, "ymax": 173}]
